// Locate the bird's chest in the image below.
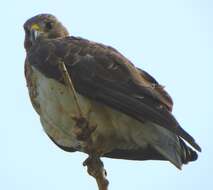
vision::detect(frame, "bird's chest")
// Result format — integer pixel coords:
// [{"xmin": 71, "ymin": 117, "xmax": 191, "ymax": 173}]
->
[
  {"xmin": 26, "ymin": 64, "xmax": 93, "ymax": 149},
  {"xmin": 25, "ymin": 63, "xmax": 136, "ymax": 153}
]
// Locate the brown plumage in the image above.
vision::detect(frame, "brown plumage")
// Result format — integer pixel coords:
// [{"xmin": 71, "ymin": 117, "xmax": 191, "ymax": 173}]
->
[{"xmin": 24, "ymin": 14, "xmax": 201, "ymax": 169}]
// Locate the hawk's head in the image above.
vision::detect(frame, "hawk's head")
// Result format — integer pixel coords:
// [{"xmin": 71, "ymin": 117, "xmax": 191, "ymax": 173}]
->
[{"xmin": 24, "ymin": 14, "xmax": 69, "ymax": 51}]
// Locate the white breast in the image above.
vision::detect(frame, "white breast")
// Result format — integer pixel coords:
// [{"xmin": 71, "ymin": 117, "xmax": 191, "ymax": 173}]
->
[{"xmin": 31, "ymin": 66, "xmax": 92, "ymax": 149}]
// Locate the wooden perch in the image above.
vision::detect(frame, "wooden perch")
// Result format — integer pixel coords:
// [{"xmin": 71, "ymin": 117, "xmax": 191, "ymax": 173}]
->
[
  {"xmin": 84, "ymin": 156, "xmax": 109, "ymax": 190},
  {"xmin": 59, "ymin": 61, "xmax": 109, "ymax": 190}
]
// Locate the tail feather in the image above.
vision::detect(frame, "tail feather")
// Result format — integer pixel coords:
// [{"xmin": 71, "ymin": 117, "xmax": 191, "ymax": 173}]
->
[
  {"xmin": 179, "ymin": 137, "xmax": 198, "ymax": 164},
  {"xmin": 133, "ymin": 122, "xmax": 199, "ymax": 169}
]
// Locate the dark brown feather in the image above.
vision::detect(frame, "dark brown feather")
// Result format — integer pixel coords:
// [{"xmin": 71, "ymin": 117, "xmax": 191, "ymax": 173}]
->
[{"xmin": 137, "ymin": 68, "xmax": 173, "ymax": 111}]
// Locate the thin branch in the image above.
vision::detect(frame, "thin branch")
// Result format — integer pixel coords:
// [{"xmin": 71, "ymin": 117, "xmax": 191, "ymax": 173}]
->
[
  {"xmin": 83, "ymin": 156, "xmax": 109, "ymax": 190},
  {"xmin": 58, "ymin": 61, "xmax": 83, "ymax": 117}
]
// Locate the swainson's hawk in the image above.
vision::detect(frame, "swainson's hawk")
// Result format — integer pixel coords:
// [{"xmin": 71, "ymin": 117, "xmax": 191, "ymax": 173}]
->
[{"xmin": 24, "ymin": 13, "xmax": 201, "ymax": 182}]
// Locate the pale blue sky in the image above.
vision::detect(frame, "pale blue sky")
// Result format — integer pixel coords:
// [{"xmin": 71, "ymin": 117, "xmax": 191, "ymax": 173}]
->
[{"xmin": 1, "ymin": 0, "xmax": 212, "ymax": 189}]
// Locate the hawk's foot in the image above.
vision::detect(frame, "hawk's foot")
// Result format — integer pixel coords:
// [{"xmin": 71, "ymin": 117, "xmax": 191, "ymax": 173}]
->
[{"xmin": 72, "ymin": 116, "xmax": 97, "ymax": 141}]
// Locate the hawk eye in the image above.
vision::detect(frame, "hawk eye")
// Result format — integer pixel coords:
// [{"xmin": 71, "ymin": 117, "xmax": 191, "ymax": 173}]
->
[{"xmin": 45, "ymin": 22, "xmax": 53, "ymax": 30}]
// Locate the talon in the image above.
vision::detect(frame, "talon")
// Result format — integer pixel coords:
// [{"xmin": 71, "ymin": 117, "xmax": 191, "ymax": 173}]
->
[
  {"xmin": 104, "ymin": 170, "xmax": 107, "ymax": 177},
  {"xmin": 73, "ymin": 127, "xmax": 83, "ymax": 137},
  {"xmin": 83, "ymin": 157, "xmax": 91, "ymax": 166},
  {"xmin": 72, "ymin": 116, "xmax": 97, "ymax": 141},
  {"xmin": 72, "ymin": 116, "xmax": 89, "ymax": 128}
]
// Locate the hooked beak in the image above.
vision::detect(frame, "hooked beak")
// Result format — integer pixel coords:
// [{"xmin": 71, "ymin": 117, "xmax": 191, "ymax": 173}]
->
[{"xmin": 29, "ymin": 24, "xmax": 42, "ymax": 43}]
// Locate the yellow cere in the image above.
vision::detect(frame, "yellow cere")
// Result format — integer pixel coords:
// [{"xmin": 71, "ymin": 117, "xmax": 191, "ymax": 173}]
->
[{"xmin": 31, "ymin": 24, "xmax": 40, "ymax": 31}]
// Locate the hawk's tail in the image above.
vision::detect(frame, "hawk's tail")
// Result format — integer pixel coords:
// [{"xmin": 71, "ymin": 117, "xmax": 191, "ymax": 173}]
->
[
  {"xmin": 134, "ymin": 122, "xmax": 199, "ymax": 169},
  {"xmin": 179, "ymin": 138, "xmax": 198, "ymax": 164}
]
